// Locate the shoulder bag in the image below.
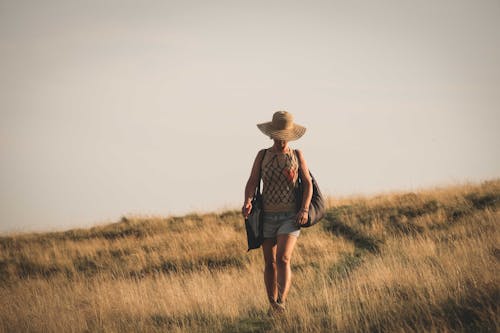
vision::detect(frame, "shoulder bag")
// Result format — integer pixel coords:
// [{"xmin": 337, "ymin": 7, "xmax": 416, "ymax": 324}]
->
[
  {"xmin": 295, "ymin": 150, "xmax": 326, "ymax": 227},
  {"xmin": 244, "ymin": 149, "xmax": 267, "ymax": 251}
]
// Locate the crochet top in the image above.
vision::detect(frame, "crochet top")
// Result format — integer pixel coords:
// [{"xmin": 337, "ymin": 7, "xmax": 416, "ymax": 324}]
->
[{"xmin": 261, "ymin": 147, "xmax": 299, "ymax": 213}]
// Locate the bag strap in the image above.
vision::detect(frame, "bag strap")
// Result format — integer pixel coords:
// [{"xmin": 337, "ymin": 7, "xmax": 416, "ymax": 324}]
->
[
  {"xmin": 255, "ymin": 148, "xmax": 267, "ymax": 195},
  {"xmin": 294, "ymin": 149, "xmax": 302, "ymax": 180}
]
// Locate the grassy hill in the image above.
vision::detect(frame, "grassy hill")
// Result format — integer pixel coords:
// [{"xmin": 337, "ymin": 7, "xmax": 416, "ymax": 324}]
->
[{"xmin": 1, "ymin": 179, "xmax": 499, "ymax": 332}]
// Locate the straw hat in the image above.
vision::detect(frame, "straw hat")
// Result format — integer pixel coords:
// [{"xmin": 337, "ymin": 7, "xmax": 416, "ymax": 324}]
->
[{"xmin": 257, "ymin": 111, "xmax": 306, "ymax": 141}]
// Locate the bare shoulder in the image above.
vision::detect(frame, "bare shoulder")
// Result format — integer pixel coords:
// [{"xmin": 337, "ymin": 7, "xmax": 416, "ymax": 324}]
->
[
  {"xmin": 294, "ymin": 149, "xmax": 306, "ymax": 160},
  {"xmin": 293, "ymin": 149, "xmax": 308, "ymax": 168}
]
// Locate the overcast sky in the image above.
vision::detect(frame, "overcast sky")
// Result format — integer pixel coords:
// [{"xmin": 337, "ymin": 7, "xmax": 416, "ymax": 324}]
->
[{"xmin": 1, "ymin": 0, "xmax": 499, "ymax": 233}]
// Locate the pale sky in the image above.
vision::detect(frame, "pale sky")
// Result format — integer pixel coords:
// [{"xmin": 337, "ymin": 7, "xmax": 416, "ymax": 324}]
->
[{"xmin": 1, "ymin": 0, "xmax": 499, "ymax": 233}]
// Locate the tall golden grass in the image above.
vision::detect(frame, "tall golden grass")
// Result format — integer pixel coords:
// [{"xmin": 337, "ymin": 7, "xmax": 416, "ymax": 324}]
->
[{"xmin": 1, "ymin": 179, "xmax": 498, "ymax": 332}]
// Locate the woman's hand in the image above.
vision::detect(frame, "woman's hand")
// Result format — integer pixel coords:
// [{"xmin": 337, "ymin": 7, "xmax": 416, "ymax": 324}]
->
[
  {"xmin": 296, "ymin": 209, "xmax": 309, "ymax": 226},
  {"xmin": 242, "ymin": 201, "xmax": 252, "ymax": 219}
]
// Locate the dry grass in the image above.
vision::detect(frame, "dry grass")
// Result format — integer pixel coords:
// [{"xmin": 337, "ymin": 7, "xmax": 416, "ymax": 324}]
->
[{"xmin": 1, "ymin": 179, "xmax": 499, "ymax": 332}]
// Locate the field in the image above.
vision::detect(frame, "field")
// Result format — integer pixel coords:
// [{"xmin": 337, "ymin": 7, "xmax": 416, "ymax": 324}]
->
[{"xmin": 1, "ymin": 179, "xmax": 499, "ymax": 332}]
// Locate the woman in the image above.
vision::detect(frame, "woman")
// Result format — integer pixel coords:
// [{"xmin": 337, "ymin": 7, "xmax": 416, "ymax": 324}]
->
[{"xmin": 242, "ymin": 111, "xmax": 313, "ymax": 314}]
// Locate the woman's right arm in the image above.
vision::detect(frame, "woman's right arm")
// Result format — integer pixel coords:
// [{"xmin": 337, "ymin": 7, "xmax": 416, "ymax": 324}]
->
[{"xmin": 242, "ymin": 149, "xmax": 265, "ymax": 218}]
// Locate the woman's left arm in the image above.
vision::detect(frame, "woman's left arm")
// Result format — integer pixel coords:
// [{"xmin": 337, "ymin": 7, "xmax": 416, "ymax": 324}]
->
[{"xmin": 296, "ymin": 149, "xmax": 313, "ymax": 226}]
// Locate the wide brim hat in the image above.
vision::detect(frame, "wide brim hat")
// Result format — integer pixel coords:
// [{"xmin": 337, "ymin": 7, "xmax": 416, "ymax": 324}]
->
[{"xmin": 257, "ymin": 111, "xmax": 306, "ymax": 141}]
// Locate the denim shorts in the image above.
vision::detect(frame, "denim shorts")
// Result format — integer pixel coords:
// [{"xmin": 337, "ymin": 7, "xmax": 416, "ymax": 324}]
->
[{"xmin": 263, "ymin": 211, "xmax": 300, "ymax": 238}]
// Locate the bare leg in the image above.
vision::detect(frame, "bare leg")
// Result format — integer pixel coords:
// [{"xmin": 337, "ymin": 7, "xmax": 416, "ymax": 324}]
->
[
  {"xmin": 276, "ymin": 234, "xmax": 298, "ymax": 304},
  {"xmin": 262, "ymin": 238, "xmax": 277, "ymax": 304}
]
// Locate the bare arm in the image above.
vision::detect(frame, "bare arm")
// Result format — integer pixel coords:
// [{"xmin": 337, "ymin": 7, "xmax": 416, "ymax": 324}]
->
[
  {"xmin": 296, "ymin": 149, "xmax": 313, "ymax": 225},
  {"xmin": 242, "ymin": 149, "xmax": 265, "ymax": 218}
]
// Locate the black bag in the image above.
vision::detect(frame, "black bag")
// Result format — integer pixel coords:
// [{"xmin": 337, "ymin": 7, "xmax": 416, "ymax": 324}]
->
[
  {"xmin": 244, "ymin": 149, "xmax": 267, "ymax": 251},
  {"xmin": 295, "ymin": 150, "xmax": 326, "ymax": 227}
]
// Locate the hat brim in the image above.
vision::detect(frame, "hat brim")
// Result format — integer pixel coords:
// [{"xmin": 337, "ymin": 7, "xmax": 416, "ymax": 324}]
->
[{"xmin": 257, "ymin": 122, "xmax": 306, "ymax": 141}]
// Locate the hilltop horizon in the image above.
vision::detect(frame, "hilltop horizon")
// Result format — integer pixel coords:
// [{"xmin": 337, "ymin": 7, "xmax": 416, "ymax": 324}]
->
[{"xmin": 2, "ymin": 177, "xmax": 498, "ymax": 236}]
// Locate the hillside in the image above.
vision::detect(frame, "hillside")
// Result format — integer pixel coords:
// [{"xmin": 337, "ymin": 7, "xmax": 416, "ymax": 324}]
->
[{"xmin": 1, "ymin": 179, "xmax": 499, "ymax": 332}]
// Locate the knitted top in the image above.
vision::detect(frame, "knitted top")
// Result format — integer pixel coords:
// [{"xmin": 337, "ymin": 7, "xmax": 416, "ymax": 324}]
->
[{"xmin": 261, "ymin": 147, "xmax": 299, "ymax": 213}]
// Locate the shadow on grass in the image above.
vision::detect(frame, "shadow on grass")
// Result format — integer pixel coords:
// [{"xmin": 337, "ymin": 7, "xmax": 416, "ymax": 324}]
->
[
  {"xmin": 322, "ymin": 212, "xmax": 383, "ymax": 253},
  {"xmin": 388, "ymin": 215, "xmax": 425, "ymax": 236},
  {"xmin": 328, "ymin": 250, "xmax": 365, "ymax": 280},
  {"xmin": 465, "ymin": 192, "xmax": 499, "ymax": 210},
  {"xmin": 12, "ymin": 256, "xmax": 72, "ymax": 280},
  {"xmin": 129, "ymin": 256, "xmax": 248, "ymax": 279}
]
